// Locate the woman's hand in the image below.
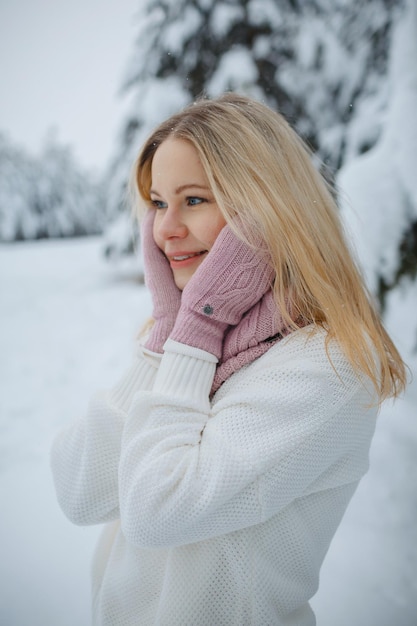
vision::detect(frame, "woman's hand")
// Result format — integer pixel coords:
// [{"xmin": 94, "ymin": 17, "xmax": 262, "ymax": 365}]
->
[
  {"xmin": 169, "ymin": 224, "xmax": 274, "ymax": 358},
  {"xmin": 141, "ymin": 210, "xmax": 182, "ymax": 353}
]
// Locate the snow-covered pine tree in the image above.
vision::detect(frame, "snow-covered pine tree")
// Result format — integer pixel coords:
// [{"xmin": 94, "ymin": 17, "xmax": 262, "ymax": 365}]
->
[
  {"xmin": 338, "ymin": 0, "xmax": 417, "ymax": 315},
  {"xmin": 105, "ymin": 0, "xmax": 416, "ymax": 324},
  {"xmin": 0, "ymin": 132, "xmax": 106, "ymax": 241},
  {"xmin": 0, "ymin": 133, "xmax": 35, "ymax": 241},
  {"xmin": 107, "ymin": 0, "xmax": 401, "ymax": 214}
]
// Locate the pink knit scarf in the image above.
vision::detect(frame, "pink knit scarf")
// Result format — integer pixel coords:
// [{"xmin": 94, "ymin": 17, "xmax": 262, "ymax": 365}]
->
[{"xmin": 211, "ymin": 290, "xmax": 292, "ymax": 396}]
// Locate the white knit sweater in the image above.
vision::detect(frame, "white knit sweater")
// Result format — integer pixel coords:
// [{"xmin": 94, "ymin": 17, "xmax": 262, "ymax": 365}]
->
[{"xmin": 51, "ymin": 327, "xmax": 378, "ymax": 625}]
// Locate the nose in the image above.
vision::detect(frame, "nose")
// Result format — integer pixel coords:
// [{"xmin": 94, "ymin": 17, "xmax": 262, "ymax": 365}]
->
[{"xmin": 156, "ymin": 206, "xmax": 188, "ymax": 240}]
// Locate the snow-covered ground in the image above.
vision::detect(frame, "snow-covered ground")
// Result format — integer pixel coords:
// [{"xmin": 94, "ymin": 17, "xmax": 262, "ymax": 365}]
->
[{"xmin": 0, "ymin": 237, "xmax": 416, "ymax": 625}]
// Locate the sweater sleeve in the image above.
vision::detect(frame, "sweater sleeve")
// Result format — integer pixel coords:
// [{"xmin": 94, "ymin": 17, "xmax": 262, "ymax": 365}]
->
[
  {"xmin": 51, "ymin": 347, "xmax": 160, "ymax": 526},
  {"xmin": 119, "ymin": 337, "xmax": 377, "ymax": 548}
]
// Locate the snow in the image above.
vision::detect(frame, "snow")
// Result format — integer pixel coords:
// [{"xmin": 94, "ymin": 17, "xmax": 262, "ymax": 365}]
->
[
  {"xmin": 163, "ymin": 5, "xmax": 202, "ymax": 54},
  {"xmin": 210, "ymin": 3, "xmax": 245, "ymax": 38},
  {"xmin": 313, "ymin": 283, "xmax": 417, "ymax": 626},
  {"xmin": 248, "ymin": 0, "xmax": 282, "ymax": 27},
  {"xmin": 0, "ymin": 236, "xmax": 416, "ymax": 625},
  {"xmin": 338, "ymin": 0, "xmax": 417, "ymax": 294},
  {"xmin": 1, "ymin": 2, "xmax": 416, "ymax": 621},
  {"xmin": 0, "ymin": 237, "xmax": 150, "ymax": 625},
  {"xmin": 133, "ymin": 77, "xmax": 189, "ymax": 132},
  {"xmin": 0, "ymin": 133, "xmax": 105, "ymax": 242},
  {"xmin": 207, "ymin": 46, "xmax": 261, "ymax": 97},
  {"xmin": 105, "ymin": 0, "xmax": 406, "ymax": 251}
]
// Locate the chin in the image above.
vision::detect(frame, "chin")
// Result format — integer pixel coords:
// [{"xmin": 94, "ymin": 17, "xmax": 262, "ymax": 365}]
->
[
  {"xmin": 174, "ymin": 274, "xmax": 191, "ymax": 291},
  {"xmin": 173, "ymin": 259, "xmax": 204, "ymax": 290}
]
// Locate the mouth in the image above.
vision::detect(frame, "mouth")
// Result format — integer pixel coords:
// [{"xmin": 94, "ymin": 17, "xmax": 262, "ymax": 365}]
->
[
  {"xmin": 171, "ymin": 251, "xmax": 206, "ymax": 261},
  {"xmin": 167, "ymin": 250, "xmax": 207, "ymax": 268}
]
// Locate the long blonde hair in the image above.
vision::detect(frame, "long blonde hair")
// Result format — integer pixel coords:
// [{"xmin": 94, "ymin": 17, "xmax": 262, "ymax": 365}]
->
[{"xmin": 134, "ymin": 93, "xmax": 407, "ymax": 402}]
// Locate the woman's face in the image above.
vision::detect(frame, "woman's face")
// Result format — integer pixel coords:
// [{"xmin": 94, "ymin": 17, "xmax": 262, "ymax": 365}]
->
[{"xmin": 151, "ymin": 138, "xmax": 226, "ymax": 290}]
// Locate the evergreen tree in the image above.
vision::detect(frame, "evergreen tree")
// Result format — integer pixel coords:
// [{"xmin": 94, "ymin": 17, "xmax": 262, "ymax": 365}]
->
[
  {"xmin": 338, "ymin": 0, "xmax": 417, "ymax": 313},
  {"xmin": 0, "ymin": 133, "xmax": 106, "ymax": 241},
  {"xmin": 107, "ymin": 0, "xmax": 401, "ymax": 215},
  {"xmin": 105, "ymin": 0, "xmax": 416, "ymax": 330}
]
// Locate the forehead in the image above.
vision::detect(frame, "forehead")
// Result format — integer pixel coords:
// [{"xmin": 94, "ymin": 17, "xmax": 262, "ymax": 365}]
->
[
  {"xmin": 150, "ymin": 139, "xmax": 212, "ymax": 197},
  {"xmin": 151, "ymin": 138, "xmax": 204, "ymax": 179}
]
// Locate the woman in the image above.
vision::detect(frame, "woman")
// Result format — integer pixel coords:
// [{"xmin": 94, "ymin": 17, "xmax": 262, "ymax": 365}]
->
[{"xmin": 51, "ymin": 93, "xmax": 406, "ymax": 625}]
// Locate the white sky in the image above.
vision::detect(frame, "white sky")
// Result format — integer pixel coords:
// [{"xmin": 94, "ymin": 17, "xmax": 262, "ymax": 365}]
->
[{"xmin": 0, "ymin": 0, "xmax": 138, "ymax": 171}]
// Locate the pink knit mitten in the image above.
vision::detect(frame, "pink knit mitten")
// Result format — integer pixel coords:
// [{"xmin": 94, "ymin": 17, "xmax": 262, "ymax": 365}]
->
[
  {"xmin": 141, "ymin": 210, "xmax": 182, "ymax": 353},
  {"xmin": 170, "ymin": 224, "xmax": 274, "ymax": 358}
]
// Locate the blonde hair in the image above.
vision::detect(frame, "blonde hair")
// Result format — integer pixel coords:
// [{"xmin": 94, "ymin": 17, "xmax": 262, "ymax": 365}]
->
[{"xmin": 134, "ymin": 93, "xmax": 407, "ymax": 402}]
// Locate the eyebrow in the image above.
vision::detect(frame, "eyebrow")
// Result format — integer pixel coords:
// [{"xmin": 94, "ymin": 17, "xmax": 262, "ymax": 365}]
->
[{"xmin": 150, "ymin": 184, "xmax": 210, "ymax": 196}]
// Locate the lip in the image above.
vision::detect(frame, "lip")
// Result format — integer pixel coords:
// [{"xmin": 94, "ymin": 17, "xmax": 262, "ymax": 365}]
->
[{"xmin": 166, "ymin": 250, "xmax": 207, "ymax": 269}]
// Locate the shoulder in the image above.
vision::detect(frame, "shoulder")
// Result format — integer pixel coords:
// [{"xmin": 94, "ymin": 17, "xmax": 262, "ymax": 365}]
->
[
  {"xmin": 209, "ymin": 326, "xmax": 377, "ymax": 482},
  {"xmin": 214, "ymin": 325, "xmax": 377, "ymax": 411}
]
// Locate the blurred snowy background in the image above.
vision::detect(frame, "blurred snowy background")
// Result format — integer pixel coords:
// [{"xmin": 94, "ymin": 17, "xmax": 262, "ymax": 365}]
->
[{"xmin": 0, "ymin": 0, "xmax": 416, "ymax": 624}]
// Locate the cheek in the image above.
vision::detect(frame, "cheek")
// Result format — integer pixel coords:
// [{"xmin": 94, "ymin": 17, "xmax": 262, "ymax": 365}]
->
[{"xmin": 206, "ymin": 214, "xmax": 226, "ymax": 248}]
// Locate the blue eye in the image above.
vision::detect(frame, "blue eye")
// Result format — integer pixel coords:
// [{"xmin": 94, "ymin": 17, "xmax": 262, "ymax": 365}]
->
[
  {"xmin": 187, "ymin": 197, "xmax": 205, "ymax": 206},
  {"xmin": 150, "ymin": 199, "xmax": 167, "ymax": 209}
]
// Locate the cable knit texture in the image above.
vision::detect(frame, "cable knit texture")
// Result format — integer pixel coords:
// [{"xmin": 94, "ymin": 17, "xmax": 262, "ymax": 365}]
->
[
  {"xmin": 51, "ymin": 327, "xmax": 378, "ymax": 626},
  {"xmin": 170, "ymin": 224, "xmax": 274, "ymax": 358},
  {"xmin": 212, "ymin": 289, "xmax": 293, "ymax": 394}
]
